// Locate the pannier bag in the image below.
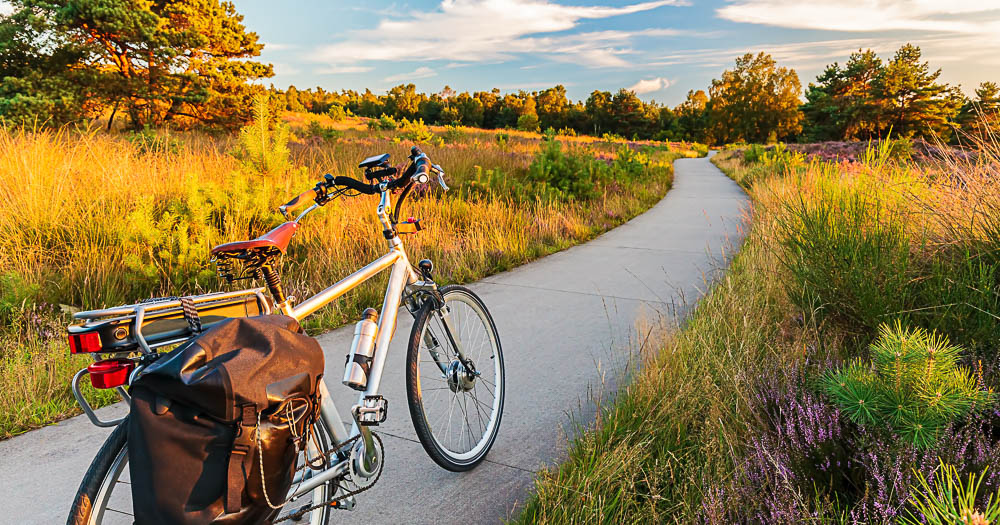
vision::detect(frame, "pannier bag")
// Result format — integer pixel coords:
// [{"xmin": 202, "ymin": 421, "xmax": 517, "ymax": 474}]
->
[{"xmin": 128, "ymin": 315, "xmax": 325, "ymax": 524}]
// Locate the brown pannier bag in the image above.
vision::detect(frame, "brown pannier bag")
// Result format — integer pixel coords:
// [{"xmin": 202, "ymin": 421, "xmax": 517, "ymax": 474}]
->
[{"xmin": 128, "ymin": 315, "xmax": 325, "ymax": 524}]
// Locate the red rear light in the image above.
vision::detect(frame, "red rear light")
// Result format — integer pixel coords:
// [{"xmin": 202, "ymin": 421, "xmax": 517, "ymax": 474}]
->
[
  {"xmin": 69, "ymin": 331, "xmax": 103, "ymax": 354},
  {"xmin": 87, "ymin": 358, "xmax": 135, "ymax": 389}
]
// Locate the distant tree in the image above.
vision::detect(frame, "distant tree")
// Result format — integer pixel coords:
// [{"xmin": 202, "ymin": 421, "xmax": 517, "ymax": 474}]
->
[
  {"xmin": 707, "ymin": 52, "xmax": 803, "ymax": 144},
  {"xmin": 384, "ymin": 84, "xmax": 423, "ymax": 120},
  {"xmin": 802, "ymin": 49, "xmax": 884, "ymax": 140},
  {"xmin": 957, "ymin": 81, "xmax": 1000, "ymax": 139},
  {"xmin": 673, "ymin": 89, "xmax": 710, "ymax": 142},
  {"xmin": 453, "ymin": 92, "xmax": 484, "ymax": 127},
  {"xmin": 873, "ymin": 44, "xmax": 961, "ymax": 140},
  {"xmin": 0, "ymin": 0, "xmax": 272, "ymax": 128},
  {"xmin": 358, "ymin": 89, "xmax": 383, "ymax": 117},
  {"xmin": 535, "ymin": 85, "xmax": 570, "ymax": 130},
  {"xmin": 584, "ymin": 90, "xmax": 613, "ymax": 136},
  {"xmin": 609, "ymin": 89, "xmax": 650, "ymax": 138}
]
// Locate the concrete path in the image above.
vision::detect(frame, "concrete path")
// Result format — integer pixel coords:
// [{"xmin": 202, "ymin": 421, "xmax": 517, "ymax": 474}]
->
[{"xmin": 0, "ymin": 153, "xmax": 748, "ymax": 524}]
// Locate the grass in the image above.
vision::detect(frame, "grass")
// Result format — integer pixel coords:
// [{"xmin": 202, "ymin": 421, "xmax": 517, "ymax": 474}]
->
[
  {"xmin": 0, "ymin": 115, "xmax": 702, "ymax": 439},
  {"xmin": 513, "ymin": 133, "xmax": 1000, "ymax": 522}
]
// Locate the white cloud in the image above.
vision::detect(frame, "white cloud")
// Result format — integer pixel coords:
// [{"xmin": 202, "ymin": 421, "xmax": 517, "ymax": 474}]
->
[
  {"xmin": 384, "ymin": 66, "xmax": 437, "ymax": 83},
  {"xmin": 628, "ymin": 77, "xmax": 671, "ymax": 94},
  {"xmin": 716, "ymin": 0, "xmax": 999, "ymax": 34},
  {"xmin": 263, "ymin": 43, "xmax": 297, "ymax": 52},
  {"xmin": 316, "ymin": 65, "xmax": 375, "ymax": 74},
  {"xmin": 313, "ymin": 0, "xmax": 688, "ymax": 69}
]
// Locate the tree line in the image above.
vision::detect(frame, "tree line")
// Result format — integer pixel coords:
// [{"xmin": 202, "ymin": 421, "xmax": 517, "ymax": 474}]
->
[
  {"xmin": 0, "ymin": 0, "xmax": 996, "ymax": 144},
  {"xmin": 276, "ymin": 46, "xmax": 997, "ymax": 145}
]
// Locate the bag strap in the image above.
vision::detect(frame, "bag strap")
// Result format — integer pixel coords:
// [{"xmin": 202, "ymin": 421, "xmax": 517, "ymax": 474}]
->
[
  {"xmin": 225, "ymin": 404, "xmax": 257, "ymax": 513},
  {"xmin": 180, "ymin": 296, "xmax": 203, "ymax": 334}
]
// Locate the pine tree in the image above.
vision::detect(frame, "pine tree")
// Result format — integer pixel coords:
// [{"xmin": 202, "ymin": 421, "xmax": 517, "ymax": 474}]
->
[
  {"xmin": 802, "ymin": 49, "xmax": 884, "ymax": 140},
  {"xmin": 822, "ymin": 322, "xmax": 992, "ymax": 448},
  {"xmin": 0, "ymin": 0, "xmax": 272, "ymax": 128},
  {"xmin": 874, "ymin": 44, "xmax": 962, "ymax": 140}
]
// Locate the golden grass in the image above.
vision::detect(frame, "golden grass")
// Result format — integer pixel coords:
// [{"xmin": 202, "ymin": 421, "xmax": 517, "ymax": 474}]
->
[{"xmin": 0, "ymin": 122, "xmax": 698, "ymax": 438}]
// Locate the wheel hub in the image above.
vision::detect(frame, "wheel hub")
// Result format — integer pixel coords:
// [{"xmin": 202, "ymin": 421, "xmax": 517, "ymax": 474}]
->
[{"xmin": 446, "ymin": 359, "xmax": 477, "ymax": 392}]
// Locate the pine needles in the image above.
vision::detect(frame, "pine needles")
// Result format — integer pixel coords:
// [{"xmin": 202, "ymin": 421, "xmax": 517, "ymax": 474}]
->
[{"xmin": 821, "ymin": 322, "xmax": 993, "ymax": 448}]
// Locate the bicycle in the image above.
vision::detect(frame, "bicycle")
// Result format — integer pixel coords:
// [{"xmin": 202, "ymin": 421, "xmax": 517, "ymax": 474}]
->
[{"xmin": 64, "ymin": 146, "xmax": 506, "ymax": 524}]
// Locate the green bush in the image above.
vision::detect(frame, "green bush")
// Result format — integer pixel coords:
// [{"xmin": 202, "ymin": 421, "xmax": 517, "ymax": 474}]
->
[
  {"xmin": 494, "ymin": 131, "xmax": 510, "ymax": 150},
  {"xmin": 821, "ymin": 322, "xmax": 992, "ymax": 448},
  {"xmin": 612, "ymin": 145, "xmax": 650, "ymax": 178},
  {"xmin": 367, "ymin": 114, "xmax": 398, "ymax": 131},
  {"xmin": 440, "ymin": 124, "xmax": 464, "ymax": 143},
  {"xmin": 601, "ymin": 132, "xmax": 625, "ymax": 142},
  {"xmin": 526, "ymin": 139, "xmax": 606, "ymax": 201},
  {"xmin": 557, "ymin": 127, "xmax": 577, "ymax": 137},
  {"xmin": 744, "ymin": 143, "xmax": 767, "ymax": 163},
  {"xmin": 517, "ymin": 113, "xmax": 540, "ymax": 132},
  {"xmin": 395, "ymin": 118, "xmax": 442, "ymax": 145},
  {"xmin": 327, "ymin": 103, "xmax": 347, "ymax": 122},
  {"xmin": 305, "ymin": 120, "xmax": 341, "ymax": 141}
]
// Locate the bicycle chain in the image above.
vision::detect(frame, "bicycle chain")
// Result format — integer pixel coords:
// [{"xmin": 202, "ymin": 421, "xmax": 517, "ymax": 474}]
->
[{"xmin": 274, "ymin": 433, "xmax": 383, "ymax": 523}]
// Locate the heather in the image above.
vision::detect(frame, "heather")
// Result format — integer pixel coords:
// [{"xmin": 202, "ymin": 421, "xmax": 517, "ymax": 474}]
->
[{"xmin": 513, "ymin": 124, "xmax": 1000, "ymax": 523}]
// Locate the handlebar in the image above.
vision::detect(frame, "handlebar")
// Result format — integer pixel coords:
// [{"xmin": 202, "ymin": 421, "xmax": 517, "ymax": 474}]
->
[{"xmin": 279, "ymin": 146, "xmax": 447, "ymax": 221}]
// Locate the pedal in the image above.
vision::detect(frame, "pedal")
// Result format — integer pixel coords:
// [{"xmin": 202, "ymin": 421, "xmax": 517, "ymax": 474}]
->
[
  {"xmin": 352, "ymin": 395, "xmax": 387, "ymax": 426},
  {"xmin": 330, "ymin": 495, "xmax": 356, "ymax": 511}
]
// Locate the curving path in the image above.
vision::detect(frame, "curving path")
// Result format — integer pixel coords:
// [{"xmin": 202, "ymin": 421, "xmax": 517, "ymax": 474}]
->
[{"xmin": 0, "ymin": 153, "xmax": 748, "ymax": 524}]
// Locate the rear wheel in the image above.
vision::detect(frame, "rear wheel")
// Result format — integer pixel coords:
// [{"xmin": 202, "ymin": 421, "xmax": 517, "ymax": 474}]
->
[
  {"xmin": 66, "ymin": 420, "xmax": 336, "ymax": 525},
  {"xmin": 406, "ymin": 285, "xmax": 505, "ymax": 471}
]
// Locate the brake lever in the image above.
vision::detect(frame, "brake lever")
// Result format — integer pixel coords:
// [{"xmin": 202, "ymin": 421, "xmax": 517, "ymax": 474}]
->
[{"xmin": 431, "ymin": 164, "xmax": 449, "ymax": 192}]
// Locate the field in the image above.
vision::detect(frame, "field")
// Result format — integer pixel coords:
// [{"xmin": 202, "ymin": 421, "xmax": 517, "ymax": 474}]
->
[
  {"xmin": 514, "ymin": 135, "xmax": 1000, "ymax": 522},
  {"xmin": 0, "ymin": 113, "xmax": 703, "ymax": 439}
]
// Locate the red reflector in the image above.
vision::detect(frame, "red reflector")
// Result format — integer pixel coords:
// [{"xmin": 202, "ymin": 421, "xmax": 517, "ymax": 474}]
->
[
  {"xmin": 69, "ymin": 332, "xmax": 103, "ymax": 354},
  {"xmin": 88, "ymin": 359, "xmax": 135, "ymax": 389}
]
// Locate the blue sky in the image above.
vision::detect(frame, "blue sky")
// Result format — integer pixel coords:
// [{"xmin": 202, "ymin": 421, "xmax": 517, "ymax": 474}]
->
[{"xmin": 236, "ymin": 1, "xmax": 999, "ymax": 105}]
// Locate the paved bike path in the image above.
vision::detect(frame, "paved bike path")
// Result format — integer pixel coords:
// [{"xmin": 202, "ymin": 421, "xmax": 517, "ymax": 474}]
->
[{"xmin": 0, "ymin": 153, "xmax": 748, "ymax": 524}]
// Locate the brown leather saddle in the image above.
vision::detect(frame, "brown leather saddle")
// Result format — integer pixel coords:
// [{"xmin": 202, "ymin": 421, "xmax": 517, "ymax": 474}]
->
[{"xmin": 211, "ymin": 222, "xmax": 299, "ymax": 282}]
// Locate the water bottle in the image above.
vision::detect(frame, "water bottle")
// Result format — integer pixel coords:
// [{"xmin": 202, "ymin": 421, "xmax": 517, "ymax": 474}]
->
[{"xmin": 343, "ymin": 308, "xmax": 378, "ymax": 390}]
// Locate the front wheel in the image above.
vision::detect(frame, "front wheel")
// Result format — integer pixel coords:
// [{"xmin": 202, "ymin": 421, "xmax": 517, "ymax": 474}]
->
[{"xmin": 406, "ymin": 285, "xmax": 505, "ymax": 471}]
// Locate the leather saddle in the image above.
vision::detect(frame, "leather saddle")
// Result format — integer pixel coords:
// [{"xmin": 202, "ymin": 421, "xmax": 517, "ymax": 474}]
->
[{"xmin": 211, "ymin": 222, "xmax": 300, "ymax": 257}]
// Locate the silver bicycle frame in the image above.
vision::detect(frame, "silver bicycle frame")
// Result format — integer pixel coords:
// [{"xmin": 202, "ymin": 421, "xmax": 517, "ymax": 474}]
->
[{"xmin": 280, "ymin": 186, "xmax": 433, "ymax": 501}]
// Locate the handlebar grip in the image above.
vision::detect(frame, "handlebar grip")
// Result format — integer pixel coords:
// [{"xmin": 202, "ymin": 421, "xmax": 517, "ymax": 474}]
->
[
  {"xmin": 412, "ymin": 157, "xmax": 430, "ymax": 183},
  {"xmin": 279, "ymin": 188, "xmax": 317, "ymax": 218},
  {"xmin": 334, "ymin": 175, "xmax": 378, "ymax": 195}
]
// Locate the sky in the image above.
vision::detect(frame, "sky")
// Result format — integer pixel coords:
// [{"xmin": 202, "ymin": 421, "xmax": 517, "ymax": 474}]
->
[{"xmin": 4, "ymin": 0, "xmax": 998, "ymax": 105}]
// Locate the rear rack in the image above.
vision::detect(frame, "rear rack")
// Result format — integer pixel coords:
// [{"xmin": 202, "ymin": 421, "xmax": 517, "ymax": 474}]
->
[{"xmin": 71, "ymin": 288, "xmax": 273, "ymax": 354}]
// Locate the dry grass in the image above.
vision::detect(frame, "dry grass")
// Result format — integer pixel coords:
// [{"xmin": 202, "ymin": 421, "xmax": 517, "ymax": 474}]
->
[
  {"xmin": 0, "ymin": 121, "xmax": 699, "ymax": 438},
  {"xmin": 513, "ymin": 135, "xmax": 1000, "ymax": 523}
]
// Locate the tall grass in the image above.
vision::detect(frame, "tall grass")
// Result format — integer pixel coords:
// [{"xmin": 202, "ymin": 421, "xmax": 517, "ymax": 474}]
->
[
  {"xmin": 514, "ymin": 131, "xmax": 1000, "ymax": 522},
  {"xmin": 0, "ymin": 121, "xmax": 698, "ymax": 438}
]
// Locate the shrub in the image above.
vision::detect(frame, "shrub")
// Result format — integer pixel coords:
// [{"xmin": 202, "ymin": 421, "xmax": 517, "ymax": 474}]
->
[
  {"xmin": 612, "ymin": 145, "xmax": 649, "ymax": 178},
  {"xmin": 822, "ymin": 322, "xmax": 993, "ymax": 448},
  {"xmin": 556, "ymin": 127, "xmax": 577, "ymax": 137},
  {"xmin": 367, "ymin": 114, "xmax": 398, "ymax": 131},
  {"xmin": 526, "ymin": 139, "xmax": 607, "ymax": 201},
  {"xmin": 494, "ymin": 131, "xmax": 510, "ymax": 150},
  {"xmin": 396, "ymin": 118, "xmax": 441, "ymax": 146},
  {"xmin": 232, "ymin": 93, "xmax": 291, "ymax": 176},
  {"xmin": 744, "ymin": 143, "xmax": 767, "ymax": 163},
  {"xmin": 516, "ymin": 113, "xmax": 540, "ymax": 132},
  {"xmin": 327, "ymin": 103, "xmax": 347, "ymax": 122},
  {"xmin": 440, "ymin": 124, "xmax": 464, "ymax": 144},
  {"xmin": 305, "ymin": 120, "xmax": 341, "ymax": 141},
  {"xmin": 601, "ymin": 132, "xmax": 625, "ymax": 142}
]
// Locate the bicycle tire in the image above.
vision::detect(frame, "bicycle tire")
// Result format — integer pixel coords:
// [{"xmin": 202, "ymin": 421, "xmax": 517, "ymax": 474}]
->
[
  {"xmin": 66, "ymin": 419, "xmax": 335, "ymax": 525},
  {"xmin": 406, "ymin": 284, "xmax": 505, "ymax": 471}
]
